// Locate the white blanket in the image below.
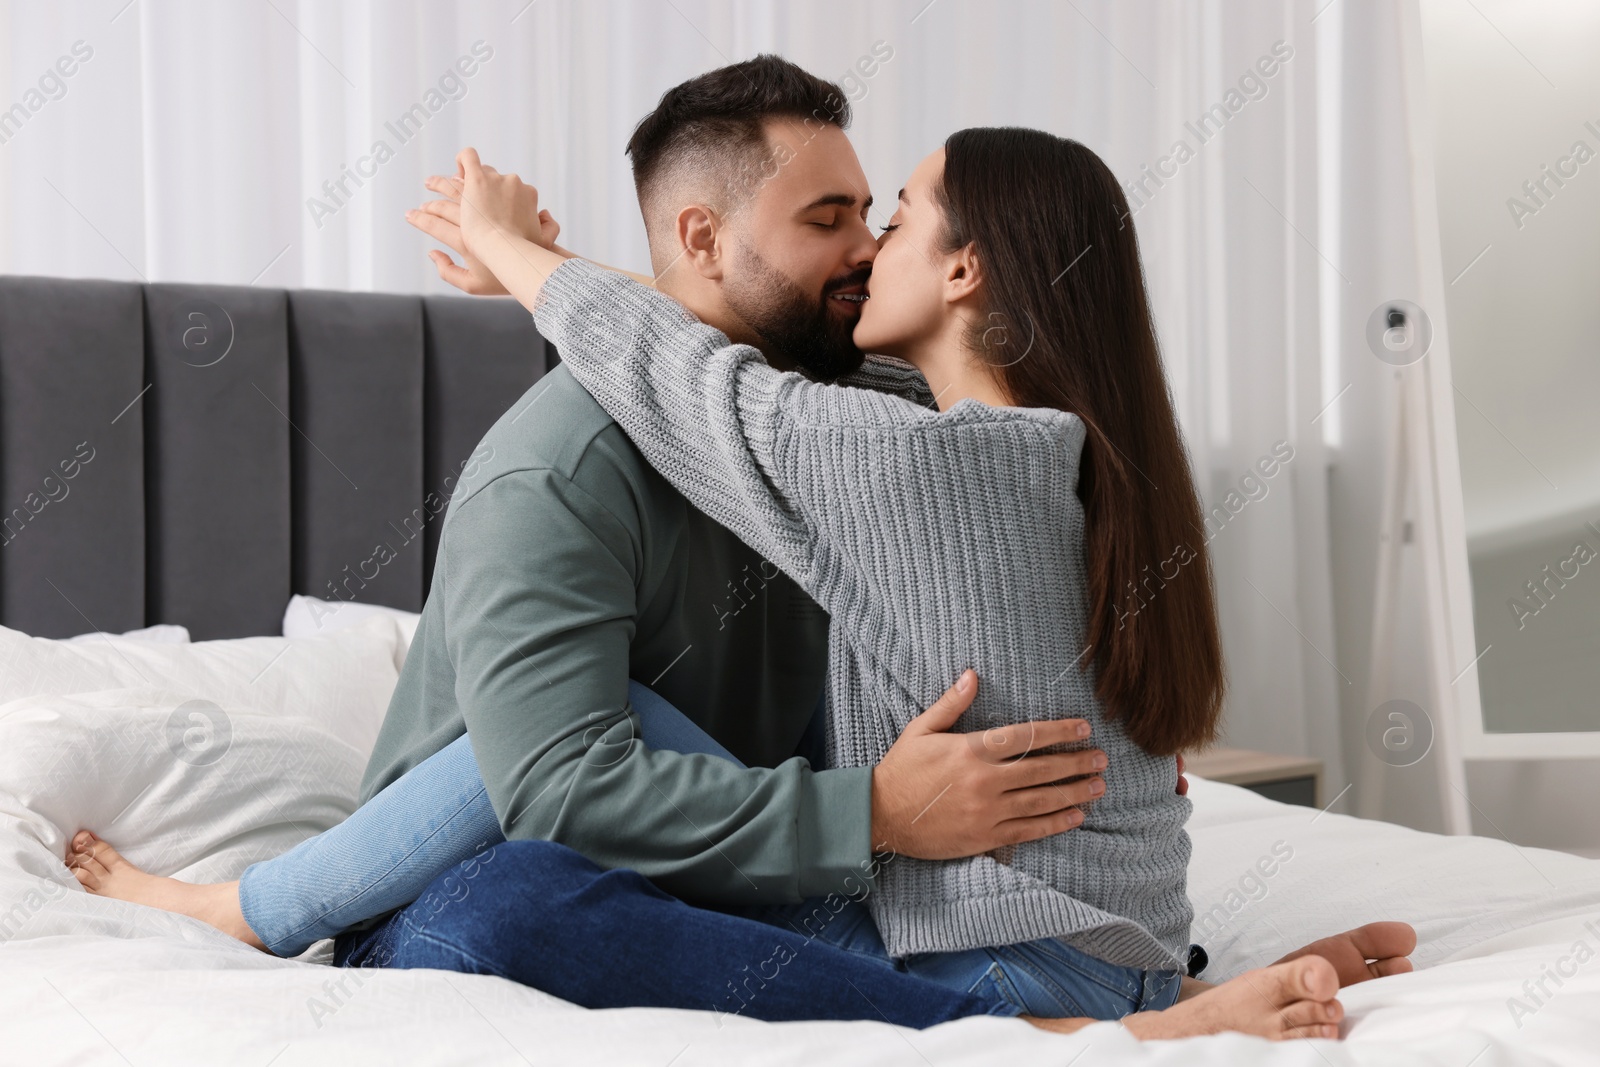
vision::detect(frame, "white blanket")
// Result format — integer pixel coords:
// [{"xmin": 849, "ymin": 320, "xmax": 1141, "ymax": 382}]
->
[{"xmin": 2, "ymin": 685, "xmax": 1596, "ymax": 1064}]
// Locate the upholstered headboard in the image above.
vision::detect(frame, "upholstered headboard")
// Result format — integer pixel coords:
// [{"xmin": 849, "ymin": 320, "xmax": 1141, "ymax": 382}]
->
[{"xmin": 0, "ymin": 276, "xmax": 553, "ymax": 639}]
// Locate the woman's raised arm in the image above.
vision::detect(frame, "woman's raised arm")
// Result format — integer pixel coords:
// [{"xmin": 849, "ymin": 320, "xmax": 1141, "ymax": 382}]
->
[{"xmin": 530, "ymin": 257, "xmax": 842, "ymax": 588}]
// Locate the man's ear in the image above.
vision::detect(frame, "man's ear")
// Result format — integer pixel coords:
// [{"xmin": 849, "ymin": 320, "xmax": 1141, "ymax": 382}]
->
[
  {"xmin": 944, "ymin": 243, "xmax": 982, "ymax": 303},
  {"xmin": 675, "ymin": 204, "xmax": 724, "ymax": 280}
]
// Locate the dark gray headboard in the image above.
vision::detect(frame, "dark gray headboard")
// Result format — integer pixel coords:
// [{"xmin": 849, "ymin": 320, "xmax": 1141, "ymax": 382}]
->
[{"xmin": 0, "ymin": 276, "xmax": 553, "ymax": 640}]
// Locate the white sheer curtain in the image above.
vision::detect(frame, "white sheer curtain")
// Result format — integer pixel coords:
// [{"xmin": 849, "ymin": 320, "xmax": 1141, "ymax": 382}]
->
[{"xmin": 2, "ymin": 0, "xmax": 1452, "ymax": 803}]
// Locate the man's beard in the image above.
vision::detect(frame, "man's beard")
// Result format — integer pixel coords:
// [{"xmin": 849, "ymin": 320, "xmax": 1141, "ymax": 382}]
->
[{"xmin": 724, "ymin": 244, "xmax": 867, "ymax": 381}]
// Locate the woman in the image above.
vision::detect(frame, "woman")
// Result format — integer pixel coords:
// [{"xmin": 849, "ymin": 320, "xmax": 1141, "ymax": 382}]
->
[
  {"xmin": 69, "ymin": 130, "xmax": 1409, "ymax": 1036},
  {"xmin": 524, "ymin": 131, "xmax": 1215, "ymax": 982}
]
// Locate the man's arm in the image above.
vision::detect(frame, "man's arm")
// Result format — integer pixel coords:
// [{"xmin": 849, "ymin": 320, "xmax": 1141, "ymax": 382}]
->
[{"xmin": 439, "ymin": 465, "xmax": 872, "ymax": 904}]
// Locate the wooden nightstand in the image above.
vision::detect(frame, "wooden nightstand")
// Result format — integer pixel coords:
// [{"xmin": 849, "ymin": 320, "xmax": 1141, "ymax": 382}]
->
[{"xmin": 1185, "ymin": 748, "xmax": 1324, "ymax": 808}]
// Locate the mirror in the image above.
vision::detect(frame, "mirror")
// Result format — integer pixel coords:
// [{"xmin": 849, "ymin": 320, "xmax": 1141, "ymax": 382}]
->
[{"xmin": 1422, "ymin": 1, "xmax": 1600, "ymax": 740}]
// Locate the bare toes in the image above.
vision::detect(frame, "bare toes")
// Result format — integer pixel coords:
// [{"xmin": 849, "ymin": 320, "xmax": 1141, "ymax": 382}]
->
[
  {"xmin": 1267, "ymin": 955, "xmax": 1340, "ymax": 1004},
  {"xmin": 1370, "ymin": 956, "xmax": 1413, "ymax": 978},
  {"xmin": 71, "ymin": 853, "xmax": 109, "ymax": 890},
  {"xmin": 66, "ymin": 832, "xmax": 93, "ymax": 868},
  {"xmin": 1351, "ymin": 921, "xmax": 1417, "ymax": 959},
  {"xmin": 83, "ymin": 834, "xmax": 129, "ymax": 871},
  {"xmin": 1279, "ymin": 997, "xmax": 1343, "ymax": 1031}
]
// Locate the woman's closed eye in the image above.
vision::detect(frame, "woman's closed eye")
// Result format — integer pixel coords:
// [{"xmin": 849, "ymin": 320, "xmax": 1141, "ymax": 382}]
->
[{"xmin": 878, "ymin": 223, "xmax": 900, "ymax": 234}]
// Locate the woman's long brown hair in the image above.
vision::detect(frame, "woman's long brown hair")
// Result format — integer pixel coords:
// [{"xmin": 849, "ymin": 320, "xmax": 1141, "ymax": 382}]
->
[{"xmin": 935, "ymin": 127, "xmax": 1223, "ymax": 756}]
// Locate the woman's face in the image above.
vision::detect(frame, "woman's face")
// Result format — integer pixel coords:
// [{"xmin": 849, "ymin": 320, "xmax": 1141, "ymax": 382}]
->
[{"xmin": 852, "ymin": 148, "xmax": 956, "ymax": 361}]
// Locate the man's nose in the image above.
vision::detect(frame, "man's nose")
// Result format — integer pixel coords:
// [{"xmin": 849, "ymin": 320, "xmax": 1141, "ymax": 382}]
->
[{"xmin": 846, "ymin": 216, "xmax": 879, "ymax": 267}]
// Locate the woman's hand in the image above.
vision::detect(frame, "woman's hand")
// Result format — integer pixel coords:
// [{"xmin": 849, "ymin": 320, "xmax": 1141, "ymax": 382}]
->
[
  {"xmin": 406, "ymin": 147, "xmax": 655, "ymax": 311},
  {"xmin": 453, "ymin": 147, "xmax": 553, "ymax": 256},
  {"xmin": 406, "ymin": 148, "xmax": 562, "ymax": 295}
]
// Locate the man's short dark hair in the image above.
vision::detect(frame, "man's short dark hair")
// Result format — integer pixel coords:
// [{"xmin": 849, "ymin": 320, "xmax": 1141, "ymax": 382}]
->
[{"xmin": 625, "ymin": 55, "xmax": 852, "ymax": 252}]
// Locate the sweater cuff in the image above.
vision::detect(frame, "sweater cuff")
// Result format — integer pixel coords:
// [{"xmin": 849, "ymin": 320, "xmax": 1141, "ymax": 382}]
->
[
  {"xmin": 531, "ymin": 257, "xmax": 593, "ymax": 335},
  {"xmin": 795, "ymin": 765, "xmax": 876, "ymax": 899}
]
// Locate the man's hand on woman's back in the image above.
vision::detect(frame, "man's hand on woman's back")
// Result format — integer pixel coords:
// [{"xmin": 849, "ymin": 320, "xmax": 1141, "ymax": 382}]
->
[{"xmin": 870, "ymin": 669, "xmax": 1110, "ymax": 860}]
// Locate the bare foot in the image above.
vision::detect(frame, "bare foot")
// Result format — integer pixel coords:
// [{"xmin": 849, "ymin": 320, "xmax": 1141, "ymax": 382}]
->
[
  {"xmin": 1128, "ymin": 956, "xmax": 1342, "ymax": 1040},
  {"xmin": 1023, "ymin": 956, "xmax": 1343, "ymax": 1041},
  {"xmin": 1276, "ymin": 921, "xmax": 1416, "ymax": 986},
  {"xmin": 65, "ymin": 831, "xmax": 266, "ymax": 951}
]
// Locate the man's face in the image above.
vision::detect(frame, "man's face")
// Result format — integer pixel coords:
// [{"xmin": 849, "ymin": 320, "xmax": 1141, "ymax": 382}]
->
[{"xmin": 719, "ymin": 121, "xmax": 878, "ymax": 379}]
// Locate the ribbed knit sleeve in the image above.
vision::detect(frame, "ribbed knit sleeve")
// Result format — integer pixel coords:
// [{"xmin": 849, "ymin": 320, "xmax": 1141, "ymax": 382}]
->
[
  {"xmin": 533, "ymin": 260, "xmax": 813, "ymax": 581},
  {"xmin": 833, "ymin": 351, "xmax": 937, "ymax": 407},
  {"xmin": 534, "ymin": 259, "xmax": 1073, "ymax": 600}
]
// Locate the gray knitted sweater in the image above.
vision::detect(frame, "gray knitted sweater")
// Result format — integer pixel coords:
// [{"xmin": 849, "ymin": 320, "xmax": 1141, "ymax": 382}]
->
[{"xmin": 535, "ymin": 259, "xmax": 1192, "ymax": 969}]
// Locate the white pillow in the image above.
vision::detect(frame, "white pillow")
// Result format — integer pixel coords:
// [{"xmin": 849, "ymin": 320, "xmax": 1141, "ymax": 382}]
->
[
  {"xmin": 281, "ymin": 595, "xmax": 421, "ymax": 673},
  {"xmin": 67, "ymin": 624, "xmax": 191, "ymax": 645},
  {"xmin": 0, "ymin": 688, "xmax": 363, "ymax": 893},
  {"xmin": 0, "ymin": 616, "xmax": 400, "ymax": 757}
]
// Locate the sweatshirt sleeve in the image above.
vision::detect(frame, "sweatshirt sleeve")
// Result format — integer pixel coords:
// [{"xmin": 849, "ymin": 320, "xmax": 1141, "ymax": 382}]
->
[{"xmin": 438, "ymin": 464, "xmax": 873, "ymax": 904}]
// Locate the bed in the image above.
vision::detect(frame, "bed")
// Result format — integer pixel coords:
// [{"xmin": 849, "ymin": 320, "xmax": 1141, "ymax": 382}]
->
[{"xmin": 2, "ymin": 276, "xmax": 1596, "ymax": 1065}]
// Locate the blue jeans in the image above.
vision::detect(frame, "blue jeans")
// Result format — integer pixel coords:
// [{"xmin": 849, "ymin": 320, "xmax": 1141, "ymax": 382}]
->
[
  {"xmin": 238, "ymin": 682, "xmax": 739, "ymax": 958},
  {"xmin": 733, "ymin": 896, "xmax": 1183, "ymax": 1021},
  {"xmin": 241, "ymin": 681, "xmax": 1181, "ymax": 1024}
]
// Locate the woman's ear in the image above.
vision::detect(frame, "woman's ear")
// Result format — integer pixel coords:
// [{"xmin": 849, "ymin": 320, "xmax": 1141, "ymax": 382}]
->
[
  {"xmin": 675, "ymin": 204, "xmax": 724, "ymax": 280},
  {"xmin": 944, "ymin": 243, "xmax": 982, "ymax": 303}
]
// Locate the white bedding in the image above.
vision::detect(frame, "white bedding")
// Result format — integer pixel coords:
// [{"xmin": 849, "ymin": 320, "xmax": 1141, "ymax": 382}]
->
[{"xmin": 2, "ymin": 637, "xmax": 1597, "ymax": 1064}]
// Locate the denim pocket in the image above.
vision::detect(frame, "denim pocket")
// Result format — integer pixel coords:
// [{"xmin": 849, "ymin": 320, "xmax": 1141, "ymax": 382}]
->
[
  {"xmin": 985, "ymin": 939, "xmax": 1167, "ymax": 1019},
  {"xmin": 1138, "ymin": 968, "xmax": 1186, "ymax": 1012},
  {"xmin": 1025, "ymin": 938, "xmax": 1144, "ymax": 1003},
  {"xmin": 967, "ymin": 960, "xmax": 1031, "ymax": 1016}
]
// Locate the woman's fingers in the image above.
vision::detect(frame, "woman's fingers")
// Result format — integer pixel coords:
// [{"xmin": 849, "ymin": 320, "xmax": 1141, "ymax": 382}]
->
[
  {"xmin": 415, "ymin": 198, "xmax": 461, "ymax": 225},
  {"xmin": 442, "ymin": 149, "xmax": 545, "ymax": 245},
  {"xmin": 425, "ymin": 174, "xmax": 462, "ymax": 201},
  {"xmin": 538, "ymin": 208, "xmax": 561, "ymax": 246},
  {"xmin": 427, "ymin": 249, "xmax": 480, "ymax": 293},
  {"xmin": 406, "ymin": 209, "xmax": 466, "ymax": 254}
]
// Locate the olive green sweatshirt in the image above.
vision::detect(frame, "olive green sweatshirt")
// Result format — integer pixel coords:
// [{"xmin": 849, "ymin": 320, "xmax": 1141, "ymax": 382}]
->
[{"xmin": 357, "ymin": 363, "xmax": 871, "ymax": 904}]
